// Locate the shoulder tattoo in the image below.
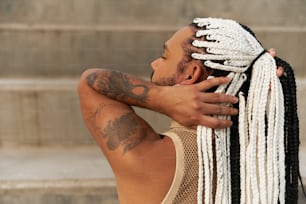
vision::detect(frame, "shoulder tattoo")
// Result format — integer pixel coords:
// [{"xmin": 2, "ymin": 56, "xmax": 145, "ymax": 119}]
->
[{"xmin": 87, "ymin": 104, "xmax": 142, "ymax": 154}]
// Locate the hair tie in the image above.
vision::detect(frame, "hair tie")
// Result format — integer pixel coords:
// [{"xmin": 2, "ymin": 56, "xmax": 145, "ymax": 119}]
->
[{"xmin": 249, "ymin": 49, "xmax": 268, "ymax": 68}]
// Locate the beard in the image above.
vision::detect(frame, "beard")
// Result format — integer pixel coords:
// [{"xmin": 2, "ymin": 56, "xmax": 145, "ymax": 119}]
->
[{"xmin": 150, "ymin": 71, "xmax": 177, "ymax": 86}]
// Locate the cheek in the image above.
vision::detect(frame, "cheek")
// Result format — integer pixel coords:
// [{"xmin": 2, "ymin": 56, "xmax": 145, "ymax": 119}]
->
[
  {"xmin": 151, "ymin": 71, "xmax": 158, "ymax": 83},
  {"xmin": 155, "ymin": 77, "xmax": 177, "ymax": 86},
  {"xmin": 154, "ymin": 70, "xmax": 179, "ymax": 86},
  {"xmin": 151, "ymin": 70, "xmax": 165, "ymax": 84}
]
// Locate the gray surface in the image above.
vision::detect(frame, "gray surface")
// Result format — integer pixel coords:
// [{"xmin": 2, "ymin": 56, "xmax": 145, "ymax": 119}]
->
[
  {"xmin": 0, "ymin": 0, "xmax": 305, "ymax": 26},
  {"xmin": 0, "ymin": 78, "xmax": 171, "ymax": 145},
  {"xmin": 0, "ymin": 78, "xmax": 304, "ymax": 146},
  {"xmin": 0, "ymin": 145, "xmax": 119, "ymax": 203},
  {"xmin": 0, "ymin": 145, "xmax": 303, "ymax": 182},
  {"xmin": 0, "ymin": 0, "xmax": 305, "ymax": 78},
  {"xmin": 0, "ymin": 27, "xmax": 305, "ymax": 77},
  {"xmin": 0, "ymin": 178, "xmax": 118, "ymax": 204},
  {"xmin": 0, "ymin": 145, "xmax": 114, "ymax": 180},
  {"xmin": 0, "ymin": 145, "xmax": 304, "ymax": 204}
]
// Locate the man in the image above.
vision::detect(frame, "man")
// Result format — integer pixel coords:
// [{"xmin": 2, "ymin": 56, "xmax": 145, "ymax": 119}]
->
[{"xmin": 78, "ymin": 18, "xmax": 286, "ymax": 203}]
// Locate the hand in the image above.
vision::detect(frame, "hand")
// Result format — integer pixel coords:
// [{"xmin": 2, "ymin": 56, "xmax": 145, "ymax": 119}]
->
[
  {"xmin": 158, "ymin": 49, "xmax": 282, "ymax": 129},
  {"xmin": 160, "ymin": 77, "xmax": 238, "ymax": 129}
]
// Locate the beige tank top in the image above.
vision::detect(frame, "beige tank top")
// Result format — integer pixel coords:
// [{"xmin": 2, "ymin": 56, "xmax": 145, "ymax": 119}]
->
[{"xmin": 161, "ymin": 121, "xmax": 199, "ymax": 204}]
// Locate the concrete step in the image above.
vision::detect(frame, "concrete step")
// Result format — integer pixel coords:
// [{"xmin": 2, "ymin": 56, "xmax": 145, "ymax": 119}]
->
[
  {"xmin": 0, "ymin": 78, "xmax": 170, "ymax": 145},
  {"xmin": 0, "ymin": 26, "xmax": 172, "ymax": 78},
  {"xmin": 0, "ymin": 179, "xmax": 118, "ymax": 204},
  {"xmin": 0, "ymin": 79, "xmax": 93, "ymax": 145},
  {"xmin": 0, "ymin": 25, "xmax": 305, "ymax": 78},
  {"xmin": 0, "ymin": 145, "xmax": 114, "ymax": 180},
  {"xmin": 1, "ymin": 77, "xmax": 305, "ymax": 146},
  {"xmin": 0, "ymin": 0, "xmax": 305, "ymax": 27},
  {"xmin": 0, "ymin": 145, "xmax": 305, "ymax": 204},
  {"xmin": 0, "ymin": 145, "xmax": 118, "ymax": 204}
]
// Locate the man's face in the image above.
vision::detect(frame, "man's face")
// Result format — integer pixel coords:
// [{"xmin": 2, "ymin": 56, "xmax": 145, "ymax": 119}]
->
[{"xmin": 150, "ymin": 26, "xmax": 195, "ymax": 86}]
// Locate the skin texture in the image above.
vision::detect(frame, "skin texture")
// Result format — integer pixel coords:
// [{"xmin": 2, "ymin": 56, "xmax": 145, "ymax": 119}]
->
[{"xmin": 78, "ymin": 26, "xmax": 282, "ymax": 203}]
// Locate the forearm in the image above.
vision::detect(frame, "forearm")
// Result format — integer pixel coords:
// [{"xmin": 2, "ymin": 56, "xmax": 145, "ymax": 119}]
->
[{"xmin": 82, "ymin": 68, "xmax": 164, "ymax": 111}]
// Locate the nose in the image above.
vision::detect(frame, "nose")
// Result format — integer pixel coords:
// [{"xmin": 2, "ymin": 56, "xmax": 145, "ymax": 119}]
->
[{"xmin": 150, "ymin": 58, "xmax": 160, "ymax": 71}]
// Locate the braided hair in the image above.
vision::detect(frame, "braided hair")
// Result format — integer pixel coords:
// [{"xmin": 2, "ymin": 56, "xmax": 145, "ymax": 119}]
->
[
  {"xmin": 189, "ymin": 17, "xmax": 300, "ymax": 204},
  {"xmin": 276, "ymin": 57, "xmax": 300, "ymax": 203}
]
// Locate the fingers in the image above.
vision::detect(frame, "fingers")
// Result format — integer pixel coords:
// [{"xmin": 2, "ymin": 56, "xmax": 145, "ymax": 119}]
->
[
  {"xmin": 276, "ymin": 66, "xmax": 284, "ymax": 77},
  {"xmin": 198, "ymin": 115, "xmax": 233, "ymax": 129},
  {"xmin": 199, "ymin": 103, "xmax": 238, "ymax": 116},
  {"xmin": 190, "ymin": 102, "xmax": 238, "ymax": 129},
  {"xmin": 196, "ymin": 76, "xmax": 231, "ymax": 91},
  {"xmin": 200, "ymin": 92, "xmax": 238, "ymax": 104}
]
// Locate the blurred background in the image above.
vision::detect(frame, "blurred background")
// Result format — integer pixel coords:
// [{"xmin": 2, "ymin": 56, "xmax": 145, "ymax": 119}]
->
[{"xmin": 0, "ymin": 0, "xmax": 305, "ymax": 203}]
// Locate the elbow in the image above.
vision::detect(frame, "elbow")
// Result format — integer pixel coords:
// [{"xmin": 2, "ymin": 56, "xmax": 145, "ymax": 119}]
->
[
  {"xmin": 79, "ymin": 68, "xmax": 96, "ymax": 81},
  {"xmin": 78, "ymin": 68, "xmax": 95, "ymax": 95},
  {"xmin": 78, "ymin": 68, "xmax": 105, "ymax": 95}
]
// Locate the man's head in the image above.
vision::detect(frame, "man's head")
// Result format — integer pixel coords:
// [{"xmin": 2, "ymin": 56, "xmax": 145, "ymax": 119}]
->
[
  {"xmin": 150, "ymin": 26, "xmax": 211, "ymax": 86},
  {"xmin": 151, "ymin": 18, "xmax": 264, "ymax": 88}
]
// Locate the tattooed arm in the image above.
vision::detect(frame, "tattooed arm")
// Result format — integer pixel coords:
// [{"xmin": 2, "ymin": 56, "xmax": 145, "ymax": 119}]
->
[
  {"xmin": 85, "ymin": 68, "xmax": 157, "ymax": 109},
  {"xmin": 78, "ymin": 69, "xmax": 238, "ymax": 189},
  {"xmin": 78, "ymin": 69, "xmax": 160, "ymax": 158},
  {"xmin": 79, "ymin": 69, "xmax": 179, "ymax": 203},
  {"xmin": 81, "ymin": 68, "xmax": 239, "ymax": 129}
]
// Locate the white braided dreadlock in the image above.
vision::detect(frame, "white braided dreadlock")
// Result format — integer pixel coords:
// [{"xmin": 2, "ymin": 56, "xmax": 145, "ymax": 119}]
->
[{"xmin": 191, "ymin": 18, "xmax": 285, "ymax": 204}]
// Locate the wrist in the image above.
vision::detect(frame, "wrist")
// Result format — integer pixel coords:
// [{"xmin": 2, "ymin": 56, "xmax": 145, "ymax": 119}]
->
[{"xmin": 147, "ymin": 85, "xmax": 171, "ymax": 115}]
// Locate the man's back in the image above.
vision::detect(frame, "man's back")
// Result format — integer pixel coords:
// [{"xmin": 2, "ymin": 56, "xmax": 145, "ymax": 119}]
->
[{"xmin": 113, "ymin": 136, "xmax": 175, "ymax": 203}]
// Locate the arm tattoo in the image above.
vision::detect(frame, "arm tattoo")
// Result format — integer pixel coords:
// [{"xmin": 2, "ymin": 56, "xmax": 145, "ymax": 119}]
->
[
  {"xmin": 103, "ymin": 112, "xmax": 141, "ymax": 154},
  {"xmin": 87, "ymin": 104, "xmax": 142, "ymax": 154},
  {"xmin": 86, "ymin": 70, "xmax": 150, "ymax": 103}
]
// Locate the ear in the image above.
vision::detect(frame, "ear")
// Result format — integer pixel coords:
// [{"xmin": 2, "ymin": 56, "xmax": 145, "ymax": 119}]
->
[{"xmin": 179, "ymin": 61, "xmax": 203, "ymax": 85}]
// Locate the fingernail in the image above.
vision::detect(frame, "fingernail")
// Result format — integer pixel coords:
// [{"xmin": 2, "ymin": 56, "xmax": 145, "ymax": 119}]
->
[
  {"xmin": 225, "ymin": 77, "xmax": 231, "ymax": 83},
  {"xmin": 234, "ymin": 97, "xmax": 239, "ymax": 103},
  {"xmin": 234, "ymin": 108, "xmax": 239, "ymax": 114},
  {"xmin": 278, "ymin": 66, "xmax": 284, "ymax": 72},
  {"xmin": 270, "ymin": 48, "xmax": 276, "ymax": 55}
]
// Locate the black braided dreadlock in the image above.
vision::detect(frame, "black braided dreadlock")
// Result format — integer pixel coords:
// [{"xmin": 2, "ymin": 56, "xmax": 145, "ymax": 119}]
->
[{"xmin": 276, "ymin": 57, "xmax": 301, "ymax": 203}]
